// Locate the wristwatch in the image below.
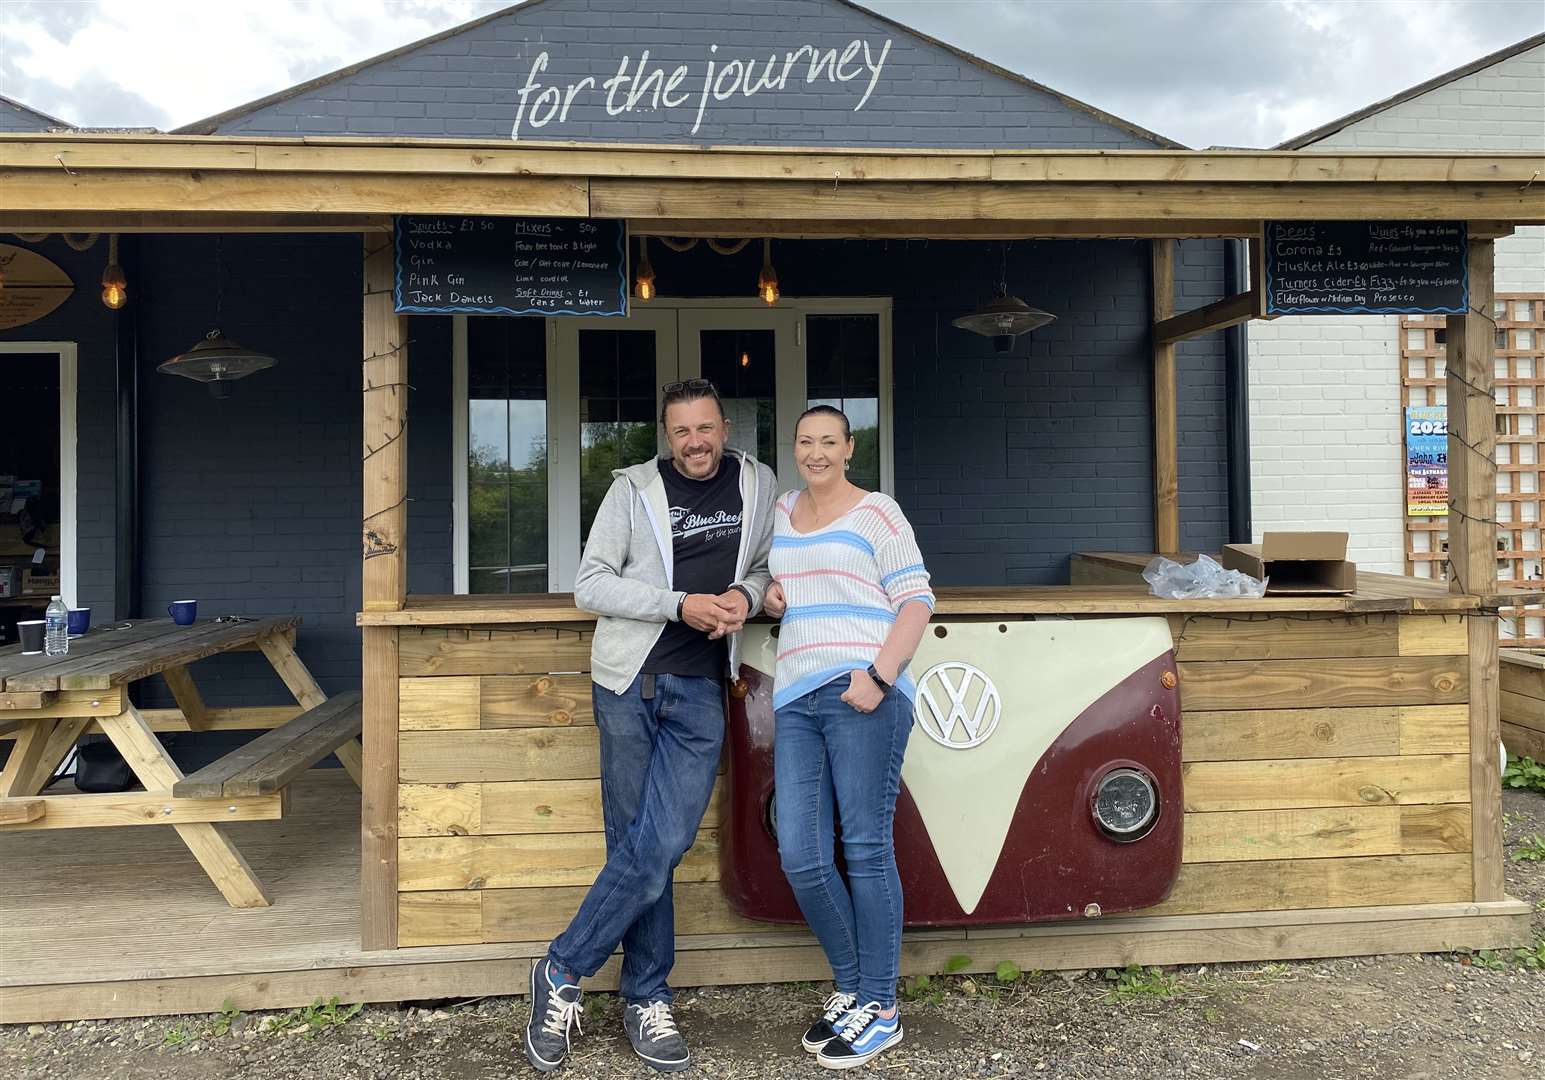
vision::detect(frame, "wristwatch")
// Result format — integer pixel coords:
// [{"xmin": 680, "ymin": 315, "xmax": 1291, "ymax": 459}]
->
[{"xmin": 866, "ymin": 663, "xmax": 891, "ymax": 692}]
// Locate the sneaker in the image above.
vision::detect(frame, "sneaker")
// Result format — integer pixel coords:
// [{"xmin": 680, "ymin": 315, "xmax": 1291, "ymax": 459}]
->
[
  {"xmin": 816, "ymin": 1002, "xmax": 903, "ymax": 1070},
  {"xmin": 524, "ymin": 957, "xmax": 583, "ymax": 1072},
  {"xmin": 801, "ymin": 991, "xmax": 858, "ymax": 1053},
  {"xmin": 622, "ymin": 1000, "xmax": 691, "ymax": 1072}
]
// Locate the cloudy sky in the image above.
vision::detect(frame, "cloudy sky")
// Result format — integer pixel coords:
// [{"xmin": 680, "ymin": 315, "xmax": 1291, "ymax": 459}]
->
[{"xmin": 1, "ymin": 0, "xmax": 1540, "ymax": 147}]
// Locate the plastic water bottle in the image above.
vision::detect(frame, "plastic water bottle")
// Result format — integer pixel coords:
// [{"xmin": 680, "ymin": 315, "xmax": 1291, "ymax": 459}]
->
[{"xmin": 44, "ymin": 595, "xmax": 69, "ymax": 656}]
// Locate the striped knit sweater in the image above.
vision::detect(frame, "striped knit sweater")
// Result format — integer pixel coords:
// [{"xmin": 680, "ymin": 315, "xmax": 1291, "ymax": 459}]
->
[{"xmin": 768, "ymin": 489, "xmax": 935, "ymax": 710}]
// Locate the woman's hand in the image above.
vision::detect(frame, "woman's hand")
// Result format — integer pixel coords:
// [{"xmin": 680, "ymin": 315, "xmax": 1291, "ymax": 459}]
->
[
  {"xmin": 842, "ymin": 668, "xmax": 886, "ymax": 714},
  {"xmin": 762, "ymin": 581, "xmax": 787, "ymax": 619}
]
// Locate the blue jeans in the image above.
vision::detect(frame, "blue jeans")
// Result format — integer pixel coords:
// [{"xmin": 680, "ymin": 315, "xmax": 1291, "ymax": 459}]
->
[
  {"xmin": 548, "ymin": 674, "xmax": 725, "ymax": 1004},
  {"xmin": 774, "ymin": 680, "xmax": 912, "ymax": 1007}
]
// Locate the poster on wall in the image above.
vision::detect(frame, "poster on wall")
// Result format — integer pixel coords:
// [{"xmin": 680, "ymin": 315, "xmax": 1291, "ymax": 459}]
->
[{"xmin": 1406, "ymin": 405, "xmax": 1449, "ymax": 517}]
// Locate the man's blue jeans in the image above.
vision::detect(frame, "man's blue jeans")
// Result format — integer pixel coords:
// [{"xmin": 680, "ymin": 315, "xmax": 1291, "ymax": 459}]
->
[
  {"xmin": 774, "ymin": 680, "xmax": 912, "ymax": 1007},
  {"xmin": 548, "ymin": 674, "xmax": 725, "ymax": 1004}
]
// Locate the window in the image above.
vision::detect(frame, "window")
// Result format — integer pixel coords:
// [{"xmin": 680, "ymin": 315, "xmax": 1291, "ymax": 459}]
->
[
  {"xmin": 806, "ymin": 313, "xmax": 883, "ymax": 493},
  {"xmin": 466, "ymin": 318, "xmax": 547, "ymax": 594}
]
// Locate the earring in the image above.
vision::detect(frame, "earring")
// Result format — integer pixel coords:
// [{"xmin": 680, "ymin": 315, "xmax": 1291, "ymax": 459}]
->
[{"xmin": 844, "ymin": 459, "xmax": 852, "ymax": 471}]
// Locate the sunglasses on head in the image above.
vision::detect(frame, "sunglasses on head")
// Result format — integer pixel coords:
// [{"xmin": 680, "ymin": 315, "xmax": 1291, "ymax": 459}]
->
[{"xmin": 661, "ymin": 378, "xmax": 716, "ymax": 394}]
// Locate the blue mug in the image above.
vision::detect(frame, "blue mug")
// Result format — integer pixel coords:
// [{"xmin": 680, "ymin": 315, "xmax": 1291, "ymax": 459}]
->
[
  {"xmin": 67, "ymin": 607, "xmax": 91, "ymax": 636},
  {"xmin": 168, "ymin": 599, "xmax": 198, "ymax": 626}
]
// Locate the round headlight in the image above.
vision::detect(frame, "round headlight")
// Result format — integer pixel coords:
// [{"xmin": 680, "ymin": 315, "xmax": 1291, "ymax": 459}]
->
[{"xmin": 1092, "ymin": 767, "xmax": 1158, "ymax": 841}]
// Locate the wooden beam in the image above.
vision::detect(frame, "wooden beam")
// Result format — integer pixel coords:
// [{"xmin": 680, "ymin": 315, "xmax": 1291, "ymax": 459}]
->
[
  {"xmin": 1153, "ymin": 291, "xmax": 1263, "ymax": 345},
  {"xmin": 0, "ymin": 790, "xmax": 283, "ymax": 831},
  {"xmin": 362, "ymin": 236, "xmax": 407, "ymax": 612},
  {"xmin": 360, "ymin": 626, "xmax": 400, "ymax": 951},
  {"xmin": 0, "ymin": 211, "xmax": 392, "ymax": 233},
  {"xmin": 0, "ymin": 171, "xmax": 590, "ymax": 217},
  {"xmin": 4, "ymin": 136, "xmax": 1541, "ymax": 185},
  {"xmin": 630, "ymin": 218, "xmax": 1264, "ymax": 240},
  {"xmin": 1447, "ymin": 235, "xmax": 1503, "ymax": 903},
  {"xmin": 1151, "ymin": 239, "xmax": 1180, "ymax": 554},
  {"xmin": 0, "ymin": 797, "xmax": 44, "ymax": 826},
  {"xmin": 592, "ymin": 179, "xmax": 1545, "ymax": 224}
]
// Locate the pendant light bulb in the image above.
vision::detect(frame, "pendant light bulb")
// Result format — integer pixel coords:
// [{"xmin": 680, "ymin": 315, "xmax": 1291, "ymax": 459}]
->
[
  {"xmin": 757, "ymin": 237, "xmax": 780, "ymax": 305},
  {"xmin": 101, "ymin": 234, "xmax": 127, "ymax": 310},
  {"xmin": 740, "ymin": 350, "xmax": 750, "ymax": 368},
  {"xmin": 634, "ymin": 236, "xmax": 656, "ymax": 302}
]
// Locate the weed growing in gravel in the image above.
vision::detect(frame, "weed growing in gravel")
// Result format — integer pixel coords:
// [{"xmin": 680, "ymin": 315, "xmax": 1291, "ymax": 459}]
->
[
  {"xmin": 264, "ymin": 997, "xmax": 364, "ymax": 1039},
  {"xmin": 900, "ymin": 974, "xmax": 945, "ymax": 1006},
  {"xmin": 203, "ymin": 1001, "xmax": 241, "ymax": 1038},
  {"xmin": 1510, "ymin": 832, "xmax": 1545, "ymax": 861},
  {"xmin": 1503, "ymin": 755, "xmax": 1545, "ymax": 793},
  {"xmin": 1454, "ymin": 943, "xmax": 1544, "ymax": 972},
  {"xmin": 161, "ymin": 1024, "xmax": 190, "ymax": 1048},
  {"xmin": 1099, "ymin": 965, "xmax": 1181, "ymax": 1002}
]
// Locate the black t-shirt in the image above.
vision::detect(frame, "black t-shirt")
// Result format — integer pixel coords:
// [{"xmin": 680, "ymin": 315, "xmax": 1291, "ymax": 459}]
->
[{"xmin": 642, "ymin": 455, "xmax": 743, "ymax": 677}]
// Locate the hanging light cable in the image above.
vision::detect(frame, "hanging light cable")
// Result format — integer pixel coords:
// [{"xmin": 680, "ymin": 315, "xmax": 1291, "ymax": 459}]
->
[
  {"xmin": 634, "ymin": 235, "xmax": 656, "ymax": 301},
  {"xmin": 100, "ymin": 234, "xmax": 128, "ymax": 310},
  {"xmin": 757, "ymin": 237, "xmax": 780, "ymax": 305}
]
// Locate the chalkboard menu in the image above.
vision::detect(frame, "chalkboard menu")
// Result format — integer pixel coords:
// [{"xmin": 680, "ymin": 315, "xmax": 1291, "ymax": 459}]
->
[
  {"xmin": 394, "ymin": 216, "xmax": 628, "ymax": 317},
  {"xmin": 1264, "ymin": 221, "xmax": 1467, "ymax": 316}
]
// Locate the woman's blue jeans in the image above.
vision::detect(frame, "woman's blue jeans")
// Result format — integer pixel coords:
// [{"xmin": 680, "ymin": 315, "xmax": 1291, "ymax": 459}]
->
[{"xmin": 774, "ymin": 679, "xmax": 912, "ymax": 1007}]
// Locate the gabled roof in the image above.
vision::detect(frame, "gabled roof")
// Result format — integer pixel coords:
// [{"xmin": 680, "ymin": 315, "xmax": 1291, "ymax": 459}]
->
[
  {"xmin": 1276, "ymin": 31, "xmax": 1545, "ymax": 149},
  {"xmin": 175, "ymin": 0, "xmax": 1182, "ymax": 148},
  {"xmin": 0, "ymin": 94, "xmax": 72, "ymax": 130}
]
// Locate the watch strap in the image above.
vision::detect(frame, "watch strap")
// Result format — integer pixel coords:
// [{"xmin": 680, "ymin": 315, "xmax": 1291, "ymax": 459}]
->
[{"xmin": 866, "ymin": 663, "xmax": 891, "ymax": 692}]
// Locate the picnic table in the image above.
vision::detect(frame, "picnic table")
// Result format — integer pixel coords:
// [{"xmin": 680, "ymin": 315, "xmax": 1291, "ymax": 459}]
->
[{"xmin": 0, "ymin": 616, "xmax": 362, "ymax": 908}]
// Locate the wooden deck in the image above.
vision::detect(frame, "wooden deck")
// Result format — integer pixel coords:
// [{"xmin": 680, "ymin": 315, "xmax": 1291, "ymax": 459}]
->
[{"xmin": 4, "ymin": 767, "xmax": 1531, "ymax": 1025}]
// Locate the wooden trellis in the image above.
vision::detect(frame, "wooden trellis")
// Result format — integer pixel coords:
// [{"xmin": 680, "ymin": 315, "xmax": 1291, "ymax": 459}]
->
[{"xmin": 1402, "ymin": 295, "xmax": 1545, "ymax": 643}]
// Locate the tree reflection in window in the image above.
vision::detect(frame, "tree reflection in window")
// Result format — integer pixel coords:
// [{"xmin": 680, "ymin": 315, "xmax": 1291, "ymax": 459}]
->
[{"xmin": 468, "ymin": 318, "xmax": 548, "ymax": 594}]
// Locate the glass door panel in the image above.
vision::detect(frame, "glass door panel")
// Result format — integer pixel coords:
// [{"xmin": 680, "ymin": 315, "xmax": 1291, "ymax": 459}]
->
[
  {"xmin": 806, "ymin": 313, "xmax": 883, "ymax": 493},
  {"xmin": 550, "ymin": 308, "xmax": 677, "ymax": 590},
  {"xmin": 466, "ymin": 317, "xmax": 549, "ymax": 594},
  {"xmin": 678, "ymin": 309, "xmax": 802, "ymax": 490}
]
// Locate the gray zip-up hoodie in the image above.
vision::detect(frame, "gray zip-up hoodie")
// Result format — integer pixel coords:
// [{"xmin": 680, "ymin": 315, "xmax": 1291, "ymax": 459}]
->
[{"xmin": 575, "ymin": 449, "xmax": 777, "ymax": 695}]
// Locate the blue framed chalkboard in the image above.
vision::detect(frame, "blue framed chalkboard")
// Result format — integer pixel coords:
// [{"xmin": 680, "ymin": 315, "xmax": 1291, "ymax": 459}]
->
[
  {"xmin": 1264, "ymin": 221, "xmax": 1467, "ymax": 316},
  {"xmin": 394, "ymin": 216, "xmax": 628, "ymax": 317}
]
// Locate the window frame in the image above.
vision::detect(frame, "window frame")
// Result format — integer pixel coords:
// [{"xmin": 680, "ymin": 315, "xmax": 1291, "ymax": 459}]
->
[{"xmin": 452, "ymin": 297, "xmax": 893, "ymax": 595}]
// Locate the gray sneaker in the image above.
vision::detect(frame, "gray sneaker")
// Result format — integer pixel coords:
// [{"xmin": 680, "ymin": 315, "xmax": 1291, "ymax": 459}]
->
[
  {"xmin": 525, "ymin": 957, "xmax": 583, "ymax": 1072},
  {"xmin": 622, "ymin": 1000, "xmax": 691, "ymax": 1072}
]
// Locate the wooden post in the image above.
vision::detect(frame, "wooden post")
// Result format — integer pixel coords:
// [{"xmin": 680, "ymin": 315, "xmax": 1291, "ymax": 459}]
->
[
  {"xmin": 362, "ymin": 236, "xmax": 407, "ymax": 611},
  {"xmin": 1446, "ymin": 234, "xmax": 1503, "ymax": 902},
  {"xmin": 361, "ymin": 235, "xmax": 406, "ymax": 948},
  {"xmin": 1151, "ymin": 239, "xmax": 1180, "ymax": 553}
]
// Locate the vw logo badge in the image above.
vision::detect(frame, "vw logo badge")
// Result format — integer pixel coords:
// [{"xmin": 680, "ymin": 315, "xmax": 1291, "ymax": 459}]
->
[{"xmin": 914, "ymin": 662, "xmax": 1001, "ymax": 749}]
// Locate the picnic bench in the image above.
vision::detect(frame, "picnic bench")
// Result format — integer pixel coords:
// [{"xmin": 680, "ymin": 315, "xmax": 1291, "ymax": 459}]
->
[{"xmin": 0, "ymin": 616, "xmax": 362, "ymax": 908}]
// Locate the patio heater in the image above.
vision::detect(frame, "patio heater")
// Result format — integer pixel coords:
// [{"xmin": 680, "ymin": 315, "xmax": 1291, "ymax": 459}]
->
[
  {"xmin": 158, "ymin": 329, "xmax": 278, "ymax": 399},
  {"xmin": 952, "ymin": 243, "xmax": 1056, "ymax": 353}
]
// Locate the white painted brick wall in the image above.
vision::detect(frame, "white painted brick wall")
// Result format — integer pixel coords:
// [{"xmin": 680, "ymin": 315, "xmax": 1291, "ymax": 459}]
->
[{"xmin": 1249, "ymin": 41, "xmax": 1545, "ymax": 574}]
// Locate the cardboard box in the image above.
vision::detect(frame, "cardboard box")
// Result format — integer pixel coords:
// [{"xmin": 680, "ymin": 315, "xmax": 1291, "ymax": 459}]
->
[{"xmin": 1221, "ymin": 532, "xmax": 1358, "ymax": 595}]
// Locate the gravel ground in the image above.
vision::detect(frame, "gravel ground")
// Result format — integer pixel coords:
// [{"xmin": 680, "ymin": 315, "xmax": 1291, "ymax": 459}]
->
[{"xmin": 6, "ymin": 788, "xmax": 1542, "ymax": 1080}]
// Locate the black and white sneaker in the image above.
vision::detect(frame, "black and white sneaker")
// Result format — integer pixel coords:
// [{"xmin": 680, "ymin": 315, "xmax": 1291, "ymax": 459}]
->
[
  {"xmin": 816, "ymin": 1002, "xmax": 903, "ymax": 1070},
  {"xmin": 524, "ymin": 957, "xmax": 583, "ymax": 1072},
  {"xmin": 622, "ymin": 1000, "xmax": 691, "ymax": 1072},
  {"xmin": 801, "ymin": 991, "xmax": 858, "ymax": 1053}
]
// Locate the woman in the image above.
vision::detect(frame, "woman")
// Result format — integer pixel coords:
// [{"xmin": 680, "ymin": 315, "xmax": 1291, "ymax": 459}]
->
[{"xmin": 761, "ymin": 405, "xmax": 933, "ymax": 1070}]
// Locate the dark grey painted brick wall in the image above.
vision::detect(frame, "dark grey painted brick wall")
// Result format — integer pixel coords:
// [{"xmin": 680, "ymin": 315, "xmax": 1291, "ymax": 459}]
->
[
  {"xmin": 645, "ymin": 237, "xmax": 1227, "ymax": 583},
  {"xmin": 124, "ymin": 235, "xmax": 452, "ymax": 717},
  {"xmin": 205, "ymin": 0, "xmax": 1165, "ymax": 149},
  {"xmin": 0, "ymin": 239, "xmax": 119, "ymax": 619}
]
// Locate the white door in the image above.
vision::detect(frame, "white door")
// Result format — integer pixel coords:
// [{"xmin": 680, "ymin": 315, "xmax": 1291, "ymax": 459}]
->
[{"xmin": 676, "ymin": 307, "xmax": 804, "ymax": 489}]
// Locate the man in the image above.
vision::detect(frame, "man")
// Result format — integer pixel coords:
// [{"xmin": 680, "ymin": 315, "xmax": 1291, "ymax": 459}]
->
[{"xmin": 525, "ymin": 378, "xmax": 776, "ymax": 1073}]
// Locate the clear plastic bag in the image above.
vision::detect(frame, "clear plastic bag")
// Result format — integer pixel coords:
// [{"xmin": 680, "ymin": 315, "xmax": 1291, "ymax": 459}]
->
[{"xmin": 1141, "ymin": 553, "xmax": 1267, "ymax": 600}]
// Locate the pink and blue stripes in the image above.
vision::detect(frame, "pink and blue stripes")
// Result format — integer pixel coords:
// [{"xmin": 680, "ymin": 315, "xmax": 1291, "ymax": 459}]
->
[{"xmin": 768, "ymin": 491, "xmax": 934, "ymax": 711}]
